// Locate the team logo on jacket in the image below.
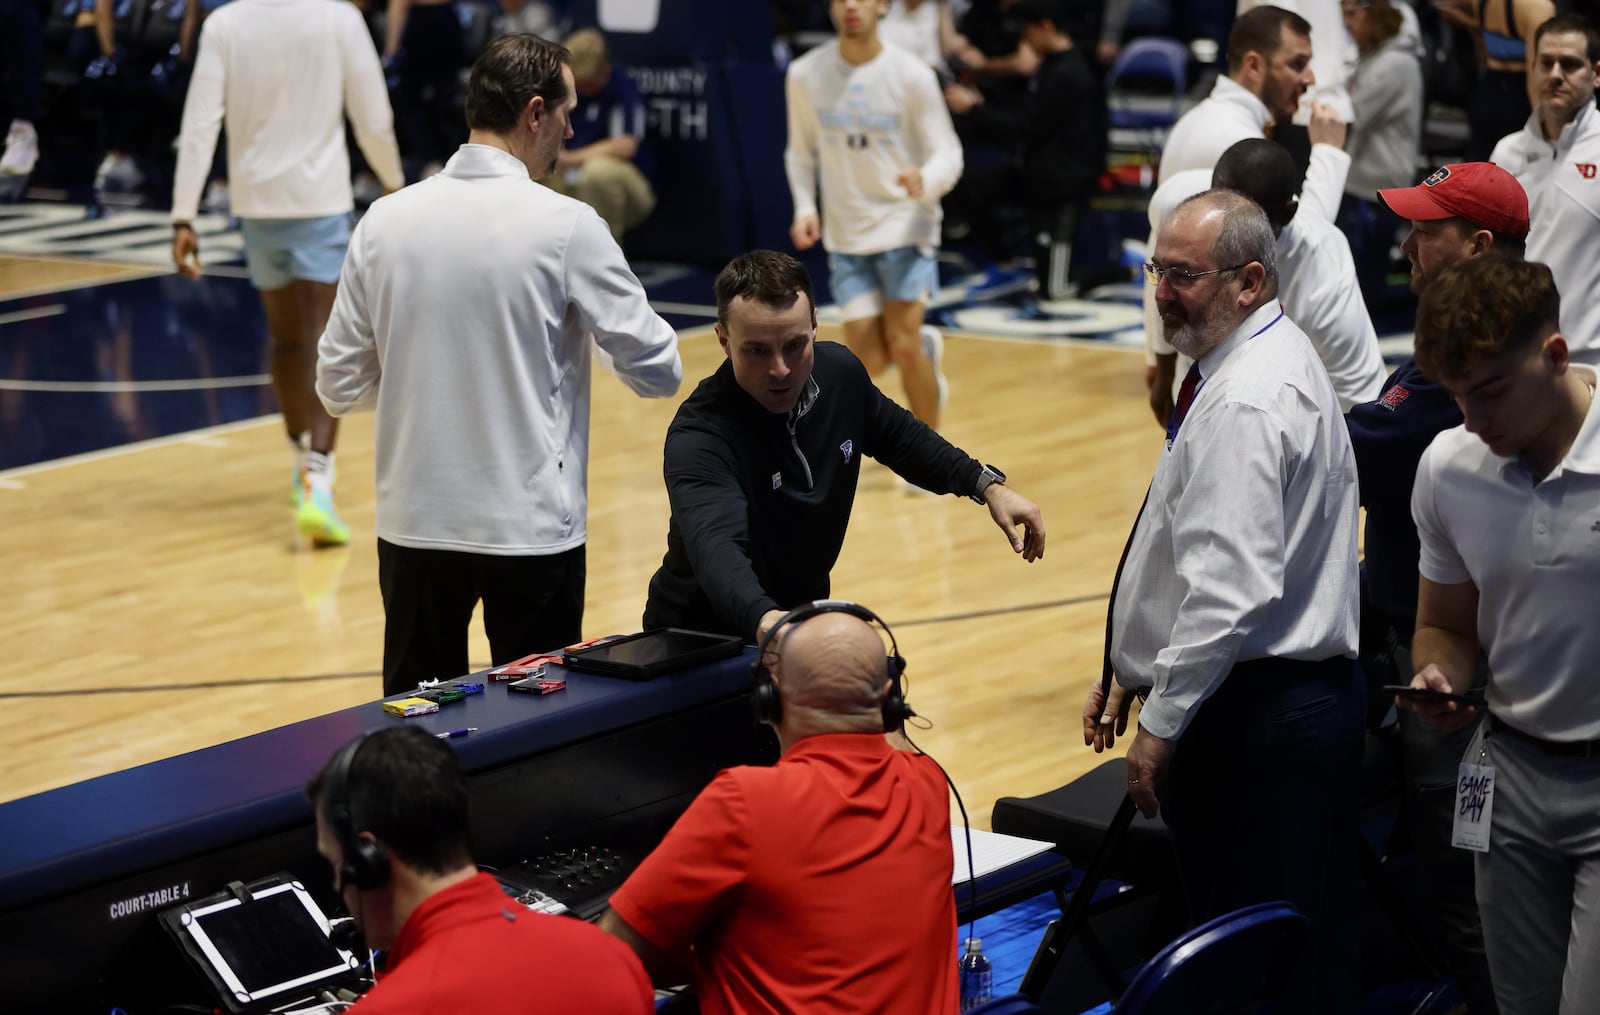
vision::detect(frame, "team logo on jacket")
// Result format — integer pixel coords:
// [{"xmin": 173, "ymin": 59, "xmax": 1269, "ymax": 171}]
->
[
  {"xmin": 772, "ymin": 472, "xmax": 782, "ymax": 490},
  {"xmin": 1577, "ymin": 163, "xmax": 1597, "ymax": 179},
  {"xmin": 1379, "ymin": 385, "xmax": 1411, "ymax": 412},
  {"xmin": 840, "ymin": 439, "xmax": 854, "ymax": 463}
]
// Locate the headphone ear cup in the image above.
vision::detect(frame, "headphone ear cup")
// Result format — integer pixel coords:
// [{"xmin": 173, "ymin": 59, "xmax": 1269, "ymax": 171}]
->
[
  {"xmin": 752, "ymin": 671, "xmax": 782, "ymax": 726},
  {"xmin": 345, "ymin": 837, "xmax": 391, "ymax": 891},
  {"xmin": 882, "ymin": 653, "xmax": 913, "ymax": 732}
]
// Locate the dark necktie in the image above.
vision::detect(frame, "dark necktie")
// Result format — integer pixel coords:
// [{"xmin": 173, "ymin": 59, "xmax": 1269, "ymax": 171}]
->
[{"xmin": 1166, "ymin": 362, "xmax": 1203, "ymax": 442}]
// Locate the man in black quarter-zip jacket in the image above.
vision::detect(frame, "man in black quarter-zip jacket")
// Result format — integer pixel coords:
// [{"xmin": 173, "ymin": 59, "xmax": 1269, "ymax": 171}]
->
[{"xmin": 643, "ymin": 250, "xmax": 1046, "ymax": 643}]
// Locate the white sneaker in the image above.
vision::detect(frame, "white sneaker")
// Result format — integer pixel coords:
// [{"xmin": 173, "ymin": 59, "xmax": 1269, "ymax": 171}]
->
[
  {"xmin": 94, "ymin": 153, "xmax": 145, "ymax": 192},
  {"xmin": 201, "ymin": 179, "xmax": 231, "ymax": 215},
  {"xmin": 0, "ymin": 121, "xmax": 38, "ymax": 177},
  {"xmin": 920, "ymin": 324, "xmax": 949, "ymax": 415}
]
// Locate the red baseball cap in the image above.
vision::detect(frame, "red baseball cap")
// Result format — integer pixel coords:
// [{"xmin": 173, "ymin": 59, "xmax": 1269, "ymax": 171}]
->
[{"xmin": 1377, "ymin": 163, "xmax": 1529, "ymax": 240}]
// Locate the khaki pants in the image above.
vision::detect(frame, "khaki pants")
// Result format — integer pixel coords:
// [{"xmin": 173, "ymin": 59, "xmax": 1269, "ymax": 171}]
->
[{"xmin": 547, "ymin": 155, "xmax": 655, "ymax": 241}]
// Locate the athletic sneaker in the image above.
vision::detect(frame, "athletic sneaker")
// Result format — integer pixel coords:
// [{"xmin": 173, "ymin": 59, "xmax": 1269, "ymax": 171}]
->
[
  {"xmin": 0, "ymin": 121, "xmax": 38, "ymax": 177},
  {"xmin": 296, "ymin": 471, "xmax": 349, "ymax": 547},
  {"xmin": 920, "ymin": 324, "xmax": 949, "ymax": 416},
  {"xmin": 94, "ymin": 153, "xmax": 145, "ymax": 193}
]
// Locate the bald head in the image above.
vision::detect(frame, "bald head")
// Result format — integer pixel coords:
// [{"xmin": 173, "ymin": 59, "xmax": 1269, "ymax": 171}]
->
[
  {"xmin": 771, "ymin": 612, "xmax": 893, "ymax": 739},
  {"xmin": 1213, "ymin": 139, "xmax": 1299, "ymax": 234}
]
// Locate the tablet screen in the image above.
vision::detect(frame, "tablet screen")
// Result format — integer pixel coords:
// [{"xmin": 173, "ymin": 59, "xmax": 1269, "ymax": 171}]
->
[
  {"xmin": 562, "ymin": 629, "xmax": 744, "ymax": 678},
  {"xmin": 182, "ymin": 881, "xmax": 357, "ymax": 1004}
]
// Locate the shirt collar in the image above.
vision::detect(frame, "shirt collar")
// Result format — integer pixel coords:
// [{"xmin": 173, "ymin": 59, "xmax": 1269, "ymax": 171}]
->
[
  {"xmin": 1195, "ymin": 299, "xmax": 1285, "ymax": 382},
  {"xmin": 385, "ymin": 873, "xmax": 508, "ymax": 968},
  {"xmin": 1210, "ymin": 75, "xmax": 1272, "ymax": 132},
  {"xmin": 442, "ymin": 144, "xmax": 532, "ymax": 180}
]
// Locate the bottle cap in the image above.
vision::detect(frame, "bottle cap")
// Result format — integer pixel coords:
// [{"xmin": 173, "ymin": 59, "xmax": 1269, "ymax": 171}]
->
[{"xmin": 965, "ymin": 937, "xmax": 982, "ymax": 952}]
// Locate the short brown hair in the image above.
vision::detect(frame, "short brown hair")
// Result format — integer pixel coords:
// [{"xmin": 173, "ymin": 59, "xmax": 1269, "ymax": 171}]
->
[
  {"xmin": 1414, "ymin": 255, "xmax": 1559, "ymax": 381},
  {"xmin": 1364, "ymin": 0, "xmax": 1404, "ymax": 45},
  {"xmin": 465, "ymin": 34, "xmax": 571, "ymax": 133},
  {"xmin": 1534, "ymin": 13, "xmax": 1600, "ymax": 62},
  {"xmin": 715, "ymin": 250, "xmax": 817, "ymax": 328},
  {"xmin": 1227, "ymin": 5, "xmax": 1313, "ymax": 73}
]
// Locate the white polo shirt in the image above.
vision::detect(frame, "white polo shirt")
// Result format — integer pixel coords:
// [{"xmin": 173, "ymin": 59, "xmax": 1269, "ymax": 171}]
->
[
  {"xmin": 1491, "ymin": 103, "xmax": 1600, "ymax": 364},
  {"xmin": 1412, "ymin": 399, "xmax": 1600, "ymax": 741}
]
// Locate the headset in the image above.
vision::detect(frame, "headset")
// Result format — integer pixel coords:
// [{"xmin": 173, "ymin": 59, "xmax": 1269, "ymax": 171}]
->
[
  {"xmin": 751, "ymin": 599, "xmax": 915, "ymax": 733},
  {"xmin": 322, "ymin": 734, "xmax": 391, "ymax": 892}
]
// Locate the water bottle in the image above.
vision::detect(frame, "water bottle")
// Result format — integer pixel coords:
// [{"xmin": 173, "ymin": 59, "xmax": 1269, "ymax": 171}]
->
[{"xmin": 959, "ymin": 936, "xmax": 993, "ymax": 1010}]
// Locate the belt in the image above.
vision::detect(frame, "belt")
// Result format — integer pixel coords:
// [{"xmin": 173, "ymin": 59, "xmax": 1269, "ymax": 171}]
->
[{"xmin": 1492, "ymin": 717, "xmax": 1600, "ymax": 759}]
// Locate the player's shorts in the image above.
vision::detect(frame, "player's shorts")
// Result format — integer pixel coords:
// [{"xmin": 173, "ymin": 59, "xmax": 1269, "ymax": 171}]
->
[
  {"xmin": 239, "ymin": 213, "xmax": 353, "ymax": 290},
  {"xmin": 828, "ymin": 245, "xmax": 938, "ymax": 321}
]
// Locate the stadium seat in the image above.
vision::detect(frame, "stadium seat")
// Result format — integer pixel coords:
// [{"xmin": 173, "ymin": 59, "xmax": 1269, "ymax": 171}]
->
[{"xmin": 1115, "ymin": 901, "xmax": 1308, "ymax": 1014}]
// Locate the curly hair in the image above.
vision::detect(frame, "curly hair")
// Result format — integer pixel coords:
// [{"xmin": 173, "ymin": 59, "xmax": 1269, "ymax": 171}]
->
[{"xmin": 1414, "ymin": 255, "xmax": 1560, "ymax": 381}]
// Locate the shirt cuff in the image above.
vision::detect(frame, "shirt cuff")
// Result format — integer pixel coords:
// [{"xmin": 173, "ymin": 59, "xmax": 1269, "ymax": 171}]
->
[{"xmin": 1137, "ymin": 694, "xmax": 1190, "ymax": 741}]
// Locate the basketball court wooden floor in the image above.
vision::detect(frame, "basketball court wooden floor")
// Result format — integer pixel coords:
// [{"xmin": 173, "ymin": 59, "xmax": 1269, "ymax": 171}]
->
[{"xmin": 0, "ymin": 250, "xmax": 1160, "ymax": 830}]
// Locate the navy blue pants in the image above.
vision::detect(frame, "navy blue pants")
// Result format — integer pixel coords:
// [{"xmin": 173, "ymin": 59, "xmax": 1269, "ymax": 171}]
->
[
  {"xmin": 0, "ymin": 0, "xmax": 46, "ymax": 122},
  {"xmin": 1160, "ymin": 656, "xmax": 1366, "ymax": 1014}
]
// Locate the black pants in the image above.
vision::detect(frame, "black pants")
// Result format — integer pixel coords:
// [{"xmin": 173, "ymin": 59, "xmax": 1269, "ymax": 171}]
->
[
  {"xmin": 0, "ymin": 0, "xmax": 45, "ymax": 122},
  {"xmin": 1161, "ymin": 655, "xmax": 1365, "ymax": 1015},
  {"xmin": 377, "ymin": 538, "xmax": 585, "ymax": 696}
]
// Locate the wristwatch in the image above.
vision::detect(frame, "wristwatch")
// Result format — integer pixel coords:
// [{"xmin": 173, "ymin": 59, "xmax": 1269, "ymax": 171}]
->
[{"xmin": 970, "ymin": 464, "xmax": 1006, "ymax": 504}]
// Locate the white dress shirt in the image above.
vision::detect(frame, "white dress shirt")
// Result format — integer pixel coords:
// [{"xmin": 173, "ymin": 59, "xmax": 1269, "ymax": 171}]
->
[
  {"xmin": 1112, "ymin": 299, "xmax": 1361, "ymax": 740},
  {"xmin": 1491, "ymin": 103, "xmax": 1600, "ymax": 364},
  {"xmin": 1159, "ymin": 75, "xmax": 1350, "ymax": 223},
  {"xmin": 784, "ymin": 40, "xmax": 963, "ymax": 255},
  {"xmin": 316, "ymin": 145, "xmax": 682, "ymax": 555},
  {"xmin": 1142, "ymin": 169, "xmax": 1386, "ymax": 410},
  {"xmin": 1413, "ymin": 402, "xmax": 1600, "ymax": 741},
  {"xmin": 171, "ymin": 0, "xmax": 403, "ymax": 222}
]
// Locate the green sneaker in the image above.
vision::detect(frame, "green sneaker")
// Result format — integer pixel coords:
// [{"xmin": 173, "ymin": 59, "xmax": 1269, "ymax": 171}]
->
[{"xmin": 296, "ymin": 473, "xmax": 349, "ymax": 547}]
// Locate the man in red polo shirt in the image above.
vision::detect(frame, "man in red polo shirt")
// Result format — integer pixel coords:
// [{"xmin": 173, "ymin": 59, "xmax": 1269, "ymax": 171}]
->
[
  {"xmin": 307, "ymin": 727, "xmax": 652, "ymax": 1013},
  {"xmin": 600, "ymin": 605, "xmax": 959, "ymax": 1014}
]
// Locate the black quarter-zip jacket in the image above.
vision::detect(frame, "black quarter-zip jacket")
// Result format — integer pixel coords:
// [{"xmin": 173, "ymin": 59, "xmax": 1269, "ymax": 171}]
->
[{"xmin": 643, "ymin": 342, "xmax": 983, "ymax": 640}]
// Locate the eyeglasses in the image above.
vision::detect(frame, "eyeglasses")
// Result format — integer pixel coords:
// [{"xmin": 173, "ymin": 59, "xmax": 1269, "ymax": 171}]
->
[{"xmin": 1142, "ymin": 261, "xmax": 1249, "ymax": 290}]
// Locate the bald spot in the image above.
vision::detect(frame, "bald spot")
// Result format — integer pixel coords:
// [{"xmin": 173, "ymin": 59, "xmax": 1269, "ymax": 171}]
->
[{"xmin": 775, "ymin": 612, "xmax": 891, "ymax": 723}]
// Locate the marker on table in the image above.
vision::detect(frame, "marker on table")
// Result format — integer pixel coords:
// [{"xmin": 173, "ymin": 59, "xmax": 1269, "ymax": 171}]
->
[{"xmin": 435, "ymin": 727, "xmax": 478, "ymax": 740}]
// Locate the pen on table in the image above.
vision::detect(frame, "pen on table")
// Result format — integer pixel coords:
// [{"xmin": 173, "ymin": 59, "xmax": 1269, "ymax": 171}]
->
[{"xmin": 435, "ymin": 728, "xmax": 478, "ymax": 740}]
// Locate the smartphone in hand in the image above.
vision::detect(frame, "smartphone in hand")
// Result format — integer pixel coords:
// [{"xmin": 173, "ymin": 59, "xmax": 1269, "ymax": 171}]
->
[{"xmin": 1382, "ymin": 684, "xmax": 1483, "ymax": 706}]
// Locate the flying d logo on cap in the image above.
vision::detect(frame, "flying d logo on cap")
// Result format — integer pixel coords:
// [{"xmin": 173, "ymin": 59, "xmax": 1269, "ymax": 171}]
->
[{"xmin": 1424, "ymin": 167, "xmax": 1451, "ymax": 187}]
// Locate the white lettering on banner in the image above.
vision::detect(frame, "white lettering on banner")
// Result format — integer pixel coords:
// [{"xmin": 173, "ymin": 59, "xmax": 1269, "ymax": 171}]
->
[
  {"xmin": 647, "ymin": 98, "xmax": 709, "ymax": 141},
  {"xmin": 598, "ymin": 0, "xmax": 660, "ymax": 33},
  {"xmin": 107, "ymin": 881, "xmax": 192, "ymax": 921},
  {"xmin": 633, "ymin": 67, "xmax": 707, "ymax": 97}
]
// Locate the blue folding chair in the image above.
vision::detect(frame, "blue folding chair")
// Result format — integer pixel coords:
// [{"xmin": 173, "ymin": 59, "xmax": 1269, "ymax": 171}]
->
[
  {"xmin": 1114, "ymin": 901, "xmax": 1309, "ymax": 1015},
  {"xmin": 1106, "ymin": 36, "xmax": 1190, "ymax": 154}
]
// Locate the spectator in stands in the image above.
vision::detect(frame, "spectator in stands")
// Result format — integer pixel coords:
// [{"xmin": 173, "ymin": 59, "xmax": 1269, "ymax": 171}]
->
[
  {"xmin": 1337, "ymin": 0, "xmax": 1424, "ymax": 314},
  {"xmin": 0, "ymin": 0, "xmax": 46, "ymax": 178},
  {"xmin": 786, "ymin": 0, "xmax": 962, "ymax": 432},
  {"xmin": 1434, "ymin": 0, "xmax": 1554, "ymax": 159},
  {"xmin": 1491, "ymin": 13, "xmax": 1600, "ymax": 365},
  {"xmin": 1350, "ymin": 160, "xmax": 1531, "ymax": 1015},
  {"xmin": 307, "ymin": 727, "xmax": 653, "ymax": 1013},
  {"xmin": 1089, "ymin": 188, "xmax": 1364, "ymax": 1015},
  {"xmin": 1404, "ymin": 253, "xmax": 1600, "ymax": 1015},
  {"xmin": 547, "ymin": 28, "xmax": 655, "ymax": 242},
  {"xmin": 383, "ymin": 0, "xmax": 465, "ymax": 179},
  {"xmin": 880, "ymin": 0, "xmax": 989, "ymax": 71},
  {"xmin": 942, "ymin": 0, "xmax": 1104, "ymax": 296},
  {"xmin": 317, "ymin": 33, "xmax": 681, "ymax": 696},
  {"xmin": 171, "ymin": 0, "xmax": 403, "ymax": 547},
  {"xmin": 600, "ymin": 604, "xmax": 960, "ymax": 1015},
  {"xmin": 640, "ymin": 250, "xmax": 1043, "ymax": 644},
  {"xmin": 1141, "ymin": 139, "xmax": 1386, "ymax": 426}
]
